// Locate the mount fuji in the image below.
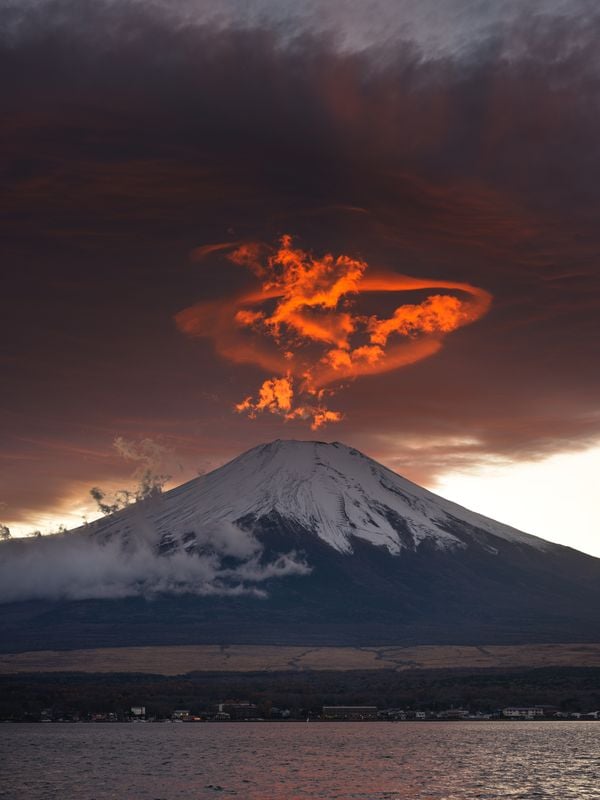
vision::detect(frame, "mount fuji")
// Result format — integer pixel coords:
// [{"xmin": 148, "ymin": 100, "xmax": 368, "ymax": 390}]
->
[{"xmin": 1, "ymin": 440, "xmax": 599, "ymax": 651}]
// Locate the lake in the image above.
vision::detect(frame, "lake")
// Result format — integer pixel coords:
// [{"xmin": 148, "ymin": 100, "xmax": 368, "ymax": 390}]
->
[{"xmin": 0, "ymin": 722, "xmax": 597, "ymax": 799}]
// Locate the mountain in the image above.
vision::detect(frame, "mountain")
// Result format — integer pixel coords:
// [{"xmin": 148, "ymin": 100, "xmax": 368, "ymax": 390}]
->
[
  {"xmin": 1, "ymin": 439, "xmax": 599, "ymax": 652},
  {"xmin": 130, "ymin": 438, "xmax": 554, "ymax": 556}
]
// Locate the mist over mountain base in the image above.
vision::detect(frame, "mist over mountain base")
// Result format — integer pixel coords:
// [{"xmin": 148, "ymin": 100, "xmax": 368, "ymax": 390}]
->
[{"xmin": 2, "ymin": 531, "xmax": 600, "ymax": 653}]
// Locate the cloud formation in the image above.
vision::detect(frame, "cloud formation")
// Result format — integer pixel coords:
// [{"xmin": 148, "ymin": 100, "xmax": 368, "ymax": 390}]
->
[
  {"xmin": 0, "ymin": 517, "xmax": 310, "ymax": 602},
  {"xmin": 177, "ymin": 235, "xmax": 491, "ymax": 427}
]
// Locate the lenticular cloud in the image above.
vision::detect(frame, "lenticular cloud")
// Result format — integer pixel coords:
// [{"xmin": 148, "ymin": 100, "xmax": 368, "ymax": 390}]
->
[{"xmin": 176, "ymin": 235, "xmax": 492, "ymax": 428}]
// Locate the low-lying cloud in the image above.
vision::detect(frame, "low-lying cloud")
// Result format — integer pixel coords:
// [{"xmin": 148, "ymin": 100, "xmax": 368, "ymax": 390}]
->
[{"xmin": 0, "ymin": 518, "xmax": 310, "ymax": 603}]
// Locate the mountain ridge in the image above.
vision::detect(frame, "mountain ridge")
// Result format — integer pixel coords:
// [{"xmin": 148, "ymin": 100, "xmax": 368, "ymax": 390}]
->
[
  {"xmin": 0, "ymin": 439, "xmax": 598, "ymax": 652},
  {"xmin": 83, "ymin": 438, "xmax": 557, "ymax": 559}
]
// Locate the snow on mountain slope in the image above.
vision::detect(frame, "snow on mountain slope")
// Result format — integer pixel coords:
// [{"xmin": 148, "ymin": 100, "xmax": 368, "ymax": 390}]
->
[{"xmin": 88, "ymin": 439, "xmax": 553, "ymax": 556}]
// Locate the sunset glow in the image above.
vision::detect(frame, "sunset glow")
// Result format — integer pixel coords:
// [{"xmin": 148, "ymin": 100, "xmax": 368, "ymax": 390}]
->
[
  {"xmin": 177, "ymin": 236, "xmax": 492, "ymax": 428},
  {"xmin": 2, "ymin": 0, "xmax": 599, "ymax": 560}
]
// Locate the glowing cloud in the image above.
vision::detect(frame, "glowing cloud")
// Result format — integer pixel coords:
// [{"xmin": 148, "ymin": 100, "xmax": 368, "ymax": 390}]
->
[{"xmin": 176, "ymin": 236, "xmax": 492, "ymax": 427}]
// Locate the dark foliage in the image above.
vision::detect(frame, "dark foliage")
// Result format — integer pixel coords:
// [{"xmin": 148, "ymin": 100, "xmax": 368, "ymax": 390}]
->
[{"xmin": 2, "ymin": 667, "xmax": 599, "ymax": 721}]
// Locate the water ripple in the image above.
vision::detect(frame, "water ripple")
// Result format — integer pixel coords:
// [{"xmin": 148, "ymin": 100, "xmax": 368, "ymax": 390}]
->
[{"xmin": 0, "ymin": 721, "xmax": 597, "ymax": 800}]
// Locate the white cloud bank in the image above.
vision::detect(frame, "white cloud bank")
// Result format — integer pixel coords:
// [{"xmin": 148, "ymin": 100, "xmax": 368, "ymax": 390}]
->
[{"xmin": 0, "ymin": 523, "xmax": 310, "ymax": 603}]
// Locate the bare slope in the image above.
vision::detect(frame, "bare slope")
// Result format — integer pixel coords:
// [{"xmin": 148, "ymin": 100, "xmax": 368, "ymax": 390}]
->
[{"xmin": 2, "ymin": 643, "xmax": 600, "ymax": 675}]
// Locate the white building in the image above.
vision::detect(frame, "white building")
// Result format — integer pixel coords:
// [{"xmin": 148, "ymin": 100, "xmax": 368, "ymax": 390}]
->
[{"xmin": 502, "ymin": 706, "xmax": 545, "ymax": 719}]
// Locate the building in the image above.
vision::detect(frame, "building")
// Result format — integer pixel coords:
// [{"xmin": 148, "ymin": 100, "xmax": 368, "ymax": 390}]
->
[
  {"xmin": 130, "ymin": 706, "xmax": 145, "ymax": 719},
  {"xmin": 322, "ymin": 706, "xmax": 378, "ymax": 720},
  {"xmin": 378, "ymin": 708, "xmax": 407, "ymax": 720},
  {"xmin": 220, "ymin": 702, "xmax": 260, "ymax": 720},
  {"xmin": 437, "ymin": 708, "xmax": 470, "ymax": 720},
  {"xmin": 172, "ymin": 709, "xmax": 191, "ymax": 721},
  {"xmin": 91, "ymin": 712, "xmax": 117, "ymax": 722},
  {"xmin": 502, "ymin": 706, "xmax": 545, "ymax": 719}
]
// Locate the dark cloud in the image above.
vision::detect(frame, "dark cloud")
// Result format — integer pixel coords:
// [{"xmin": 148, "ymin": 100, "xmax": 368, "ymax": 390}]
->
[{"xmin": 1, "ymin": 0, "xmax": 599, "ymax": 528}]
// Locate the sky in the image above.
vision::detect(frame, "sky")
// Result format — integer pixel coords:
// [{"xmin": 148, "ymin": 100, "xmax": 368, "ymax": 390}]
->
[{"xmin": 1, "ymin": 0, "xmax": 599, "ymax": 557}]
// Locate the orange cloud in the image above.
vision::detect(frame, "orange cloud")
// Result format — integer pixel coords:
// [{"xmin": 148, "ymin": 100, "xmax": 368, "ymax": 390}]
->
[
  {"xmin": 189, "ymin": 241, "xmax": 242, "ymax": 262},
  {"xmin": 236, "ymin": 375, "xmax": 294, "ymax": 416},
  {"xmin": 175, "ymin": 236, "xmax": 492, "ymax": 428},
  {"xmin": 235, "ymin": 374, "xmax": 343, "ymax": 430}
]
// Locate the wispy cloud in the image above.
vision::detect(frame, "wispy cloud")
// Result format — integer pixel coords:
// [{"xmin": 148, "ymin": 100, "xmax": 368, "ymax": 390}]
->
[{"xmin": 0, "ymin": 517, "xmax": 310, "ymax": 602}]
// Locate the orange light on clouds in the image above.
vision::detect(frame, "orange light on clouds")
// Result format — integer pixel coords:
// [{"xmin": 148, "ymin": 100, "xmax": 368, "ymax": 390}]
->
[{"xmin": 176, "ymin": 236, "xmax": 492, "ymax": 428}]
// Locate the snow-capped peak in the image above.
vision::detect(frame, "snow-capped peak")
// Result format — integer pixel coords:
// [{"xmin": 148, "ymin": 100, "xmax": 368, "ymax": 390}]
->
[{"xmin": 89, "ymin": 439, "xmax": 553, "ymax": 557}]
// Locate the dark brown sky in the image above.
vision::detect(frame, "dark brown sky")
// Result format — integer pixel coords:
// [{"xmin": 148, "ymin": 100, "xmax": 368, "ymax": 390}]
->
[{"xmin": 1, "ymin": 1, "xmax": 600, "ymax": 532}]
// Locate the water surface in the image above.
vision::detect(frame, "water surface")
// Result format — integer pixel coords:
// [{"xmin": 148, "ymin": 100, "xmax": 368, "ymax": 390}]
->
[{"xmin": 1, "ymin": 721, "xmax": 597, "ymax": 799}]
